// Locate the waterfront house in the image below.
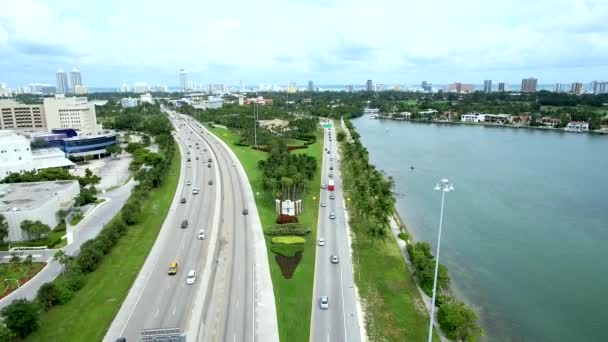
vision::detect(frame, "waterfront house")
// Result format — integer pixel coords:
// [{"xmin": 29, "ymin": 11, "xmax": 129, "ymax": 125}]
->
[
  {"xmin": 540, "ymin": 117, "xmax": 561, "ymax": 128},
  {"xmin": 419, "ymin": 109, "xmax": 438, "ymax": 116},
  {"xmin": 442, "ymin": 111, "xmax": 458, "ymax": 121},
  {"xmin": 512, "ymin": 114, "xmax": 531, "ymax": 126},
  {"xmin": 483, "ymin": 114, "xmax": 513, "ymax": 124},
  {"xmin": 461, "ymin": 113, "xmax": 484, "ymax": 122},
  {"xmin": 565, "ymin": 121, "xmax": 589, "ymax": 132}
]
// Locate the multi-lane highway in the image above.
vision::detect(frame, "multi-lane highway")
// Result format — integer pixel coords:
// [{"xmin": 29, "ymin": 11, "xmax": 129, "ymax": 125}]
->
[
  {"xmin": 105, "ymin": 111, "xmax": 271, "ymax": 341},
  {"xmin": 310, "ymin": 121, "xmax": 362, "ymax": 342}
]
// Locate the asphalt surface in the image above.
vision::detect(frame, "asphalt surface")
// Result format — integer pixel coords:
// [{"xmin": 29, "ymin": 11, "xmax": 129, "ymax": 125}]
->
[
  {"xmin": 310, "ymin": 121, "xmax": 362, "ymax": 342},
  {"xmin": 106, "ymin": 112, "xmax": 258, "ymax": 341},
  {"xmin": 0, "ymin": 180, "xmax": 136, "ymax": 310}
]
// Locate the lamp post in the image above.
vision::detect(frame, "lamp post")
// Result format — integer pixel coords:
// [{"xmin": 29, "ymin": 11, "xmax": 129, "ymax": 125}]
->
[{"xmin": 428, "ymin": 178, "xmax": 454, "ymax": 342}]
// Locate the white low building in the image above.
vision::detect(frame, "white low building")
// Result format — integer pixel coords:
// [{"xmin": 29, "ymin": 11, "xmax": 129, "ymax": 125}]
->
[
  {"xmin": 121, "ymin": 98, "xmax": 139, "ymax": 108},
  {"xmin": 140, "ymin": 93, "xmax": 154, "ymax": 104},
  {"xmin": 0, "ymin": 180, "xmax": 80, "ymax": 241},
  {"xmin": 565, "ymin": 121, "xmax": 589, "ymax": 132},
  {"xmin": 461, "ymin": 113, "xmax": 485, "ymax": 122},
  {"xmin": 0, "ymin": 130, "xmax": 74, "ymax": 179}
]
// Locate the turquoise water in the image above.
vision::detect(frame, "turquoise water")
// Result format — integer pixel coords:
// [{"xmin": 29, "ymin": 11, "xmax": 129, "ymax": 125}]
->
[{"xmin": 352, "ymin": 119, "xmax": 608, "ymax": 341}]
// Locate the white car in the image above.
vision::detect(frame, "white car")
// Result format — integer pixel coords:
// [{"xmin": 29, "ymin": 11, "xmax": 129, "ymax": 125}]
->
[
  {"xmin": 186, "ymin": 180, "xmax": 191, "ymax": 186},
  {"xmin": 198, "ymin": 229, "xmax": 206, "ymax": 240},
  {"xmin": 192, "ymin": 188, "xmax": 199, "ymax": 195},
  {"xmin": 187, "ymin": 163, "xmax": 192, "ymax": 168},
  {"xmin": 318, "ymin": 238, "xmax": 326, "ymax": 246},
  {"xmin": 329, "ymin": 212, "xmax": 335, "ymax": 219},
  {"xmin": 331, "ymin": 255, "xmax": 340, "ymax": 264},
  {"xmin": 321, "ymin": 184, "xmax": 326, "ymax": 189},
  {"xmin": 319, "ymin": 296, "xmax": 329, "ymax": 309},
  {"xmin": 186, "ymin": 270, "xmax": 196, "ymax": 285},
  {"xmin": 320, "ymin": 201, "xmax": 326, "ymax": 207}
]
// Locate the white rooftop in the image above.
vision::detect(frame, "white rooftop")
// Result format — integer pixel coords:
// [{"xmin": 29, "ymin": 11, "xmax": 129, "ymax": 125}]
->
[{"xmin": 0, "ymin": 180, "xmax": 79, "ymax": 212}]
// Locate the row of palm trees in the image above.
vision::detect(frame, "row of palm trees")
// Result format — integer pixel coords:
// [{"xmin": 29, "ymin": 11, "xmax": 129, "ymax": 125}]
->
[{"xmin": 341, "ymin": 119, "xmax": 395, "ymax": 240}]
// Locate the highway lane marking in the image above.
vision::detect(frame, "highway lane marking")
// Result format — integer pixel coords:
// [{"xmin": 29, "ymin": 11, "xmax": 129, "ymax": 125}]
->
[
  {"xmin": 154, "ymin": 308, "xmax": 160, "ymax": 319},
  {"xmin": 173, "ymin": 306, "xmax": 177, "ymax": 316}
]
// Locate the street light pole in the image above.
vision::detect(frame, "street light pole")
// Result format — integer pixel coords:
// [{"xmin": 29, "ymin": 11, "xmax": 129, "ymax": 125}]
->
[{"xmin": 428, "ymin": 178, "xmax": 454, "ymax": 342}]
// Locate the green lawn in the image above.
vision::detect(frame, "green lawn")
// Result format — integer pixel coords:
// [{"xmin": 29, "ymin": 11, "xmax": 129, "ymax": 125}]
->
[
  {"xmin": 340, "ymin": 139, "xmax": 440, "ymax": 341},
  {"xmin": 26, "ymin": 146, "xmax": 181, "ymax": 342},
  {"xmin": 210, "ymin": 126, "xmax": 323, "ymax": 342}
]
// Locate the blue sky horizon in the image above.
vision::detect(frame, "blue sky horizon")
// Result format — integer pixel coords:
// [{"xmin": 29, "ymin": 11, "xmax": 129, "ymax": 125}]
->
[{"xmin": 1, "ymin": 0, "xmax": 607, "ymax": 88}]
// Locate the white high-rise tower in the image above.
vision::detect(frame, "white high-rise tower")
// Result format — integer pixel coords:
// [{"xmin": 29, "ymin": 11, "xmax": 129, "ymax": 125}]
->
[
  {"xmin": 70, "ymin": 68, "xmax": 82, "ymax": 93},
  {"xmin": 56, "ymin": 69, "xmax": 68, "ymax": 94},
  {"xmin": 180, "ymin": 69, "xmax": 189, "ymax": 92}
]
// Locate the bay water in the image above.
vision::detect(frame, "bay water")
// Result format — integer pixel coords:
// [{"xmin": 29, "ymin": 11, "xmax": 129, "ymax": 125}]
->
[{"xmin": 352, "ymin": 118, "xmax": 608, "ymax": 341}]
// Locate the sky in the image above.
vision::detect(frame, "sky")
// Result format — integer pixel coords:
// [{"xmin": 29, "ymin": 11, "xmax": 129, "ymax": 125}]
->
[{"xmin": 1, "ymin": 0, "xmax": 607, "ymax": 88}]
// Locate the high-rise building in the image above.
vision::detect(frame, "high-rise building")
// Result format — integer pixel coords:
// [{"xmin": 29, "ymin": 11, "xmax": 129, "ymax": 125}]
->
[
  {"xmin": 120, "ymin": 83, "xmax": 130, "ymax": 93},
  {"xmin": 345, "ymin": 85, "xmax": 353, "ymax": 93},
  {"xmin": 599, "ymin": 82, "xmax": 608, "ymax": 94},
  {"xmin": 179, "ymin": 69, "xmax": 189, "ymax": 92},
  {"xmin": 521, "ymin": 78, "xmax": 538, "ymax": 93},
  {"xmin": 70, "ymin": 68, "xmax": 82, "ymax": 93},
  {"xmin": 0, "ymin": 83, "xmax": 12, "ymax": 97},
  {"xmin": 287, "ymin": 81, "xmax": 297, "ymax": 94},
  {"xmin": 43, "ymin": 95, "xmax": 98, "ymax": 135},
  {"xmin": 571, "ymin": 82, "xmax": 582, "ymax": 95},
  {"xmin": 394, "ymin": 84, "xmax": 401, "ymax": 92},
  {"xmin": 483, "ymin": 80, "xmax": 492, "ymax": 93},
  {"xmin": 446, "ymin": 82, "xmax": 474, "ymax": 93},
  {"xmin": 56, "ymin": 69, "xmax": 68, "ymax": 94},
  {"xmin": 308, "ymin": 80, "xmax": 314, "ymax": 92},
  {"xmin": 133, "ymin": 82, "xmax": 149, "ymax": 94},
  {"xmin": 366, "ymin": 80, "xmax": 373, "ymax": 92},
  {"xmin": 498, "ymin": 82, "xmax": 506, "ymax": 92},
  {"xmin": 554, "ymin": 83, "xmax": 563, "ymax": 93},
  {"xmin": 590, "ymin": 80, "xmax": 598, "ymax": 94}
]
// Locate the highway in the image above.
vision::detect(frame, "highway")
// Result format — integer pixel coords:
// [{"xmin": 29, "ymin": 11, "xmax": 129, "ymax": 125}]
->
[{"xmin": 310, "ymin": 121, "xmax": 362, "ymax": 342}]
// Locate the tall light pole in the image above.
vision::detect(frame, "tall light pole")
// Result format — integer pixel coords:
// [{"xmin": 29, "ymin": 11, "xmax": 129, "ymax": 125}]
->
[{"xmin": 428, "ymin": 178, "xmax": 454, "ymax": 342}]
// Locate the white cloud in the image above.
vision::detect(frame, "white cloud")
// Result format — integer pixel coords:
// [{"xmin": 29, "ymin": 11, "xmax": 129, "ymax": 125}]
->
[{"xmin": 0, "ymin": 0, "xmax": 607, "ymax": 86}]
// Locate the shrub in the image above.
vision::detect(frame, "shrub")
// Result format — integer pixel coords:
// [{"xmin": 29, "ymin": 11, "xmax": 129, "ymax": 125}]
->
[
  {"xmin": 37, "ymin": 282, "xmax": 62, "ymax": 310},
  {"xmin": 398, "ymin": 232, "xmax": 409, "ymax": 241},
  {"xmin": 438, "ymin": 301, "xmax": 483, "ymax": 341},
  {"xmin": 271, "ymin": 236, "xmax": 306, "ymax": 244},
  {"xmin": 265, "ymin": 223, "xmax": 310, "ymax": 236},
  {"xmin": 0, "ymin": 299, "xmax": 40, "ymax": 338},
  {"xmin": 76, "ymin": 242, "xmax": 104, "ymax": 273},
  {"xmin": 270, "ymin": 243, "xmax": 305, "ymax": 257},
  {"xmin": 276, "ymin": 214, "xmax": 298, "ymax": 224},
  {"xmin": 63, "ymin": 272, "xmax": 86, "ymax": 292}
]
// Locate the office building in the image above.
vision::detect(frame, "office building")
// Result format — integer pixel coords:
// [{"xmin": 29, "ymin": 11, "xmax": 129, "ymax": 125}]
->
[
  {"xmin": 0, "ymin": 100, "xmax": 46, "ymax": 130},
  {"xmin": 0, "ymin": 130, "xmax": 74, "ymax": 179},
  {"xmin": 498, "ymin": 82, "xmax": 507, "ymax": 92},
  {"xmin": 446, "ymin": 82, "xmax": 475, "ymax": 93},
  {"xmin": 366, "ymin": 80, "xmax": 373, "ymax": 92},
  {"xmin": 70, "ymin": 68, "xmax": 82, "ymax": 93},
  {"xmin": 0, "ymin": 180, "xmax": 80, "ymax": 241},
  {"xmin": 521, "ymin": 78, "xmax": 538, "ymax": 93},
  {"xmin": 554, "ymin": 83, "xmax": 563, "ymax": 93},
  {"xmin": 121, "ymin": 98, "xmax": 139, "ymax": 108},
  {"xmin": 483, "ymin": 80, "xmax": 492, "ymax": 93},
  {"xmin": 345, "ymin": 85, "xmax": 353, "ymax": 93},
  {"xmin": 571, "ymin": 82, "xmax": 583, "ymax": 95},
  {"xmin": 32, "ymin": 129, "xmax": 118, "ymax": 158},
  {"xmin": 120, "ymin": 83, "xmax": 130, "ymax": 93},
  {"xmin": 208, "ymin": 84, "xmax": 225, "ymax": 96},
  {"xmin": 308, "ymin": 80, "xmax": 314, "ymax": 92},
  {"xmin": 590, "ymin": 81, "xmax": 598, "ymax": 94},
  {"xmin": 179, "ymin": 69, "xmax": 189, "ymax": 92},
  {"xmin": 287, "ymin": 81, "xmax": 297, "ymax": 94},
  {"xmin": 140, "ymin": 93, "xmax": 153, "ymax": 104},
  {"xmin": 56, "ymin": 69, "xmax": 68, "ymax": 94},
  {"xmin": 43, "ymin": 96, "xmax": 98, "ymax": 135},
  {"xmin": 599, "ymin": 82, "xmax": 608, "ymax": 94},
  {"xmin": 421, "ymin": 81, "xmax": 432, "ymax": 92}
]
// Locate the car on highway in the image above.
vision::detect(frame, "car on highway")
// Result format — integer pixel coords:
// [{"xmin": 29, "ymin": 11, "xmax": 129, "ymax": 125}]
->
[
  {"xmin": 187, "ymin": 163, "xmax": 191, "ymax": 168},
  {"xmin": 319, "ymin": 296, "xmax": 329, "ymax": 309},
  {"xmin": 207, "ymin": 164, "xmax": 211, "ymax": 168},
  {"xmin": 328, "ymin": 173, "xmax": 333, "ymax": 178},
  {"xmin": 186, "ymin": 180, "xmax": 191, "ymax": 186},
  {"xmin": 329, "ymin": 166, "xmax": 333, "ymax": 170},
  {"xmin": 168, "ymin": 261, "xmax": 178, "ymax": 275},
  {"xmin": 320, "ymin": 201, "xmax": 326, "ymax": 207},
  {"xmin": 327, "ymin": 150, "xmax": 330, "ymax": 154},
  {"xmin": 329, "ymin": 194, "xmax": 335, "ymax": 200},
  {"xmin": 329, "ymin": 212, "xmax": 335, "ymax": 219},
  {"xmin": 181, "ymin": 220, "xmax": 189, "ymax": 229},
  {"xmin": 186, "ymin": 270, "xmax": 196, "ymax": 285},
  {"xmin": 321, "ymin": 183, "xmax": 326, "ymax": 189},
  {"xmin": 318, "ymin": 238, "xmax": 325, "ymax": 246},
  {"xmin": 196, "ymin": 156, "xmax": 199, "ymax": 160},
  {"xmin": 189, "ymin": 145, "xmax": 192, "ymax": 148},
  {"xmin": 192, "ymin": 188, "xmax": 199, "ymax": 194},
  {"xmin": 330, "ymin": 157, "xmax": 333, "ymax": 161},
  {"xmin": 181, "ymin": 197, "xmax": 186, "ymax": 203},
  {"xmin": 208, "ymin": 158, "xmax": 212, "ymax": 162},
  {"xmin": 243, "ymin": 209, "xmax": 248, "ymax": 215},
  {"xmin": 331, "ymin": 255, "xmax": 340, "ymax": 264},
  {"xmin": 198, "ymin": 229, "xmax": 206, "ymax": 240},
  {"xmin": 208, "ymin": 180, "xmax": 213, "ymax": 185},
  {"xmin": 187, "ymin": 157, "xmax": 191, "ymax": 162}
]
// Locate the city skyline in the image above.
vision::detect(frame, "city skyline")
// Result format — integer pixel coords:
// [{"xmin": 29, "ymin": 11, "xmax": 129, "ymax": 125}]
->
[{"xmin": 1, "ymin": 0, "xmax": 608, "ymax": 86}]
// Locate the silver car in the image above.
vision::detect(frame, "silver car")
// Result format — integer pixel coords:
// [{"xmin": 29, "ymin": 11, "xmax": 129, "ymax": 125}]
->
[
  {"xmin": 331, "ymin": 255, "xmax": 339, "ymax": 264},
  {"xmin": 321, "ymin": 183, "xmax": 326, "ymax": 189},
  {"xmin": 320, "ymin": 201, "xmax": 326, "ymax": 207},
  {"xmin": 198, "ymin": 229, "xmax": 206, "ymax": 240},
  {"xmin": 329, "ymin": 212, "xmax": 335, "ymax": 219},
  {"xmin": 319, "ymin": 296, "xmax": 329, "ymax": 309},
  {"xmin": 318, "ymin": 238, "xmax": 326, "ymax": 246},
  {"xmin": 186, "ymin": 270, "xmax": 196, "ymax": 285}
]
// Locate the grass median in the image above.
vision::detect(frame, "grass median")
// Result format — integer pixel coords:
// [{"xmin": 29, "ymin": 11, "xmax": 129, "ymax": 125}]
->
[
  {"xmin": 25, "ymin": 146, "xmax": 180, "ymax": 341},
  {"xmin": 209, "ymin": 126, "xmax": 322, "ymax": 342}
]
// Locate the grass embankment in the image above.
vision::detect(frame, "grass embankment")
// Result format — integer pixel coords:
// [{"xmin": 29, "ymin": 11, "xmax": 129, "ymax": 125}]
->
[
  {"xmin": 209, "ymin": 126, "xmax": 322, "ymax": 342},
  {"xmin": 25, "ymin": 147, "xmax": 180, "ymax": 341},
  {"xmin": 339, "ymin": 134, "xmax": 439, "ymax": 341}
]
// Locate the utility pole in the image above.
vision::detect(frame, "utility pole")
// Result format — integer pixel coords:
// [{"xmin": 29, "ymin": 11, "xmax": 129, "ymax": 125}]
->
[{"xmin": 253, "ymin": 102, "xmax": 258, "ymax": 149}]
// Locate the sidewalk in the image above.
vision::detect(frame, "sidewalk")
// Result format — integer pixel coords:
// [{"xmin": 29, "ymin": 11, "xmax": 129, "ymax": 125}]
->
[{"xmin": 0, "ymin": 180, "xmax": 136, "ymax": 309}]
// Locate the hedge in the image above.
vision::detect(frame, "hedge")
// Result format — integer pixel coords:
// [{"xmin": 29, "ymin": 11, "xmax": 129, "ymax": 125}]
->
[
  {"xmin": 270, "ymin": 243, "xmax": 305, "ymax": 257},
  {"xmin": 265, "ymin": 223, "xmax": 310, "ymax": 236},
  {"xmin": 271, "ymin": 236, "xmax": 306, "ymax": 244},
  {"xmin": 276, "ymin": 214, "xmax": 298, "ymax": 224}
]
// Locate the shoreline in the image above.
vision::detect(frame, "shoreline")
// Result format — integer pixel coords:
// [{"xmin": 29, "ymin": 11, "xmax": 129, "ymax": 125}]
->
[{"xmin": 374, "ymin": 116, "xmax": 608, "ymax": 135}]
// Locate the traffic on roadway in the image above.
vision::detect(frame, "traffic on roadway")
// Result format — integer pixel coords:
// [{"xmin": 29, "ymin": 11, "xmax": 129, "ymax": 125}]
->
[{"xmin": 310, "ymin": 121, "xmax": 362, "ymax": 342}]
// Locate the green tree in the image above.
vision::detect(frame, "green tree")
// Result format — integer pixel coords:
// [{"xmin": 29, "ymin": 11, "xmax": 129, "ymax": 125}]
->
[
  {"xmin": 336, "ymin": 131, "xmax": 346, "ymax": 142},
  {"xmin": 53, "ymin": 250, "xmax": 73, "ymax": 272},
  {"xmin": 23, "ymin": 254, "xmax": 33, "ymax": 268},
  {"xmin": 0, "ymin": 323, "xmax": 15, "ymax": 341},
  {"xmin": 121, "ymin": 199, "xmax": 142, "ymax": 225},
  {"xmin": 0, "ymin": 298, "xmax": 40, "ymax": 338},
  {"xmin": 106, "ymin": 144, "xmax": 123, "ymax": 159},
  {"xmin": 0, "ymin": 213, "xmax": 8, "ymax": 241},
  {"xmin": 36, "ymin": 282, "xmax": 62, "ymax": 310},
  {"xmin": 75, "ymin": 186, "xmax": 97, "ymax": 206},
  {"xmin": 438, "ymin": 301, "xmax": 483, "ymax": 341},
  {"xmin": 20, "ymin": 220, "xmax": 51, "ymax": 240}
]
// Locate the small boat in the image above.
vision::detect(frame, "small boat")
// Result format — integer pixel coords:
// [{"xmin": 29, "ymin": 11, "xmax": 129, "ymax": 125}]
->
[{"xmin": 410, "ymin": 166, "xmax": 414, "ymax": 170}]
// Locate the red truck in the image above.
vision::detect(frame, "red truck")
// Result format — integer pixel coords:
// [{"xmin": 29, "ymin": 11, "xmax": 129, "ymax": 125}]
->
[{"xmin": 328, "ymin": 179, "xmax": 335, "ymax": 191}]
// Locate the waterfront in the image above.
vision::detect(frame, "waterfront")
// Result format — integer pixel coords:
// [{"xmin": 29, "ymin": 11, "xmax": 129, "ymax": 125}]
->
[{"xmin": 353, "ymin": 118, "xmax": 608, "ymax": 341}]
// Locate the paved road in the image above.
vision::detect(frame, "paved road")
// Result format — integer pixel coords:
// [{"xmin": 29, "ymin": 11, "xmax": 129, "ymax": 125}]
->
[
  {"xmin": 310, "ymin": 120, "xmax": 362, "ymax": 342},
  {"xmin": 0, "ymin": 180, "xmax": 136, "ymax": 309}
]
